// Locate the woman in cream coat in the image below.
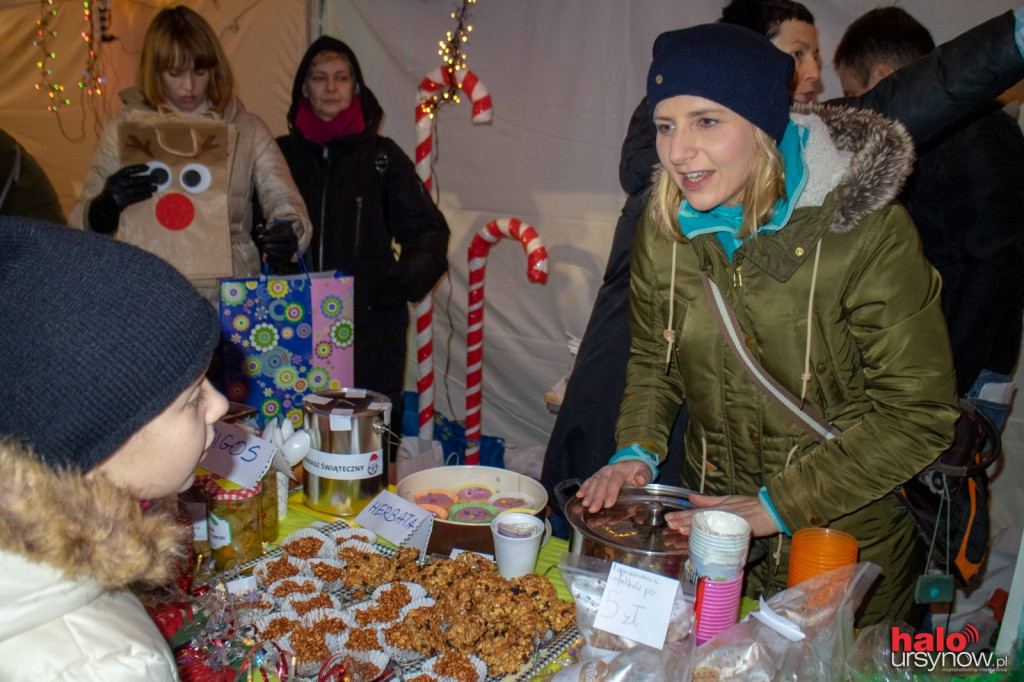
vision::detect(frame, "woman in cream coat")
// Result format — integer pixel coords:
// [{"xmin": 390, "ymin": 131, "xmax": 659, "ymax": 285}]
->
[{"xmin": 70, "ymin": 6, "xmax": 310, "ymax": 301}]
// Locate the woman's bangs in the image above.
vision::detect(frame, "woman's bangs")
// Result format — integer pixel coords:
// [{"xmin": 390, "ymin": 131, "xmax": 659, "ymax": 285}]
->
[{"xmin": 155, "ymin": 33, "xmax": 218, "ymax": 72}]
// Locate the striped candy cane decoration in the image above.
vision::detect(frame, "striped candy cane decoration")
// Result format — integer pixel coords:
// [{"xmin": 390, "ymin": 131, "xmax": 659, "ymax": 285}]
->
[
  {"xmin": 414, "ymin": 296, "xmax": 435, "ymax": 439},
  {"xmin": 465, "ymin": 218, "xmax": 548, "ymax": 464},
  {"xmin": 415, "ymin": 67, "xmax": 493, "ymax": 193},
  {"xmin": 413, "ymin": 67, "xmax": 493, "ymax": 440}
]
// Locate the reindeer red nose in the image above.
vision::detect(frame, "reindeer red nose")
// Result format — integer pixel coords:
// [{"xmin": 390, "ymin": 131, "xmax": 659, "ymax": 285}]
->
[{"xmin": 155, "ymin": 193, "xmax": 195, "ymax": 231}]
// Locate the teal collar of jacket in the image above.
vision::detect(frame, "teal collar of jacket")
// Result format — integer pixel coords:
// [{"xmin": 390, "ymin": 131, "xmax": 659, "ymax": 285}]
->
[
  {"xmin": 679, "ymin": 104, "xmax": 916, "ymax": 283},
  {"xmin": 677, "ymin": 119, "xmax": 808, "ymax": 261}
]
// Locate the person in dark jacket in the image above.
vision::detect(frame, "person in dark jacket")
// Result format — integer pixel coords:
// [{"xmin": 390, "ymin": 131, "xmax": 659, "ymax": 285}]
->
[
  {"xmin": 276, "ymin": 37, "xmax": 450, "ymax": 442},
  {"xmin": 834, "ymin": 7, "xmax": 1024, "ymax": 431},
  {"xmin": 541, "ymin": 3, "xmax": 1024, "ymax": 536},
  {"xmin": 0, "ymin": 129, "xmax": 65, "ymax": 224}
]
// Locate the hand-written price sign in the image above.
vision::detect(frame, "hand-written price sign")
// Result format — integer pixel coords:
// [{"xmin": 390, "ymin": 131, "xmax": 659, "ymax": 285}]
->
[
  {"xmin": 197, "ymin": 421, "xmax": 276, "ymax": 489},
  {"xmin": 354, "ymin": 489, "xmax": 433, "ymax": 556},
  {"xmin": 593, "ymin": 563, "xmax": 680, "ymax": 649}
]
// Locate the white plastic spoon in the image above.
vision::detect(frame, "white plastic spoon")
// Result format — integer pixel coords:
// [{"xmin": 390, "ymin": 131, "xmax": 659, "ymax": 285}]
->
[{"xmin": 281, "ymin": 429, "xmax": 311, "ymax": 466}]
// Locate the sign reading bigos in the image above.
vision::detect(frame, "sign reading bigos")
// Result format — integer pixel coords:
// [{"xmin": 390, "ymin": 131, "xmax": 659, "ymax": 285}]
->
[{"xmin": 197, "ymin": 421, "xmax": 276, "ymax": 489}]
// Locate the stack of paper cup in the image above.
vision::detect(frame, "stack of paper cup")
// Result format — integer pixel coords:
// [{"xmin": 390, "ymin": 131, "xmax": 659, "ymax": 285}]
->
[
  {"xmin": 787, "ymin": 527, "xmax": 859, "ymax": 587},
  {"xmin": 687, "ymin": 510, "xmax": 751, "ymax": 581},
  {"xmin": 686, "ymin": 511, "xmax": 751, "ymax": 645},
  {"xmin": 694, "ymin": 571, "xmax": 745, "ymax": 645}
]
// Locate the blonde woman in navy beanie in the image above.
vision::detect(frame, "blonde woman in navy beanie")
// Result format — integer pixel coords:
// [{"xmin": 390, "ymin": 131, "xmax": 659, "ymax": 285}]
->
[
  {"xmin": 577, "ymin": 23, "xmax": 959, "ymax": 626},
  {"xmin": 0, "ymin": 216, "xmax": 228, "ymax": 680}
]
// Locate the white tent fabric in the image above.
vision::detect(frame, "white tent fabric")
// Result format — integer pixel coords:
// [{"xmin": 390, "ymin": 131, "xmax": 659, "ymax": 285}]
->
[{"xmin": 1, "ymin": 1, "xmax": 1022, "ymax": 540}]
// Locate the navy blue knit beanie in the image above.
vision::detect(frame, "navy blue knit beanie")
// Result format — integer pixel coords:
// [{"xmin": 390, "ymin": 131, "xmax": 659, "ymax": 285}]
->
[
  {"xmin": 0, "ymin": 217, "xmax": 220, "ymax": 473},
  {"xmin": 647, "ymin": 23, "xmax": 795, "ymax": 144}
]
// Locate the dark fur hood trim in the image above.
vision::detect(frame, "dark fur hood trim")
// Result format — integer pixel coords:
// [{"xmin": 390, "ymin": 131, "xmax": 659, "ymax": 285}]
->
[
  {"xmin": 0, "ymin": 438, "xmax": 186, "ymax": 589},
  {"xmin": 792, "ymin": 102, "xmax": 916, "ymax": 235}
]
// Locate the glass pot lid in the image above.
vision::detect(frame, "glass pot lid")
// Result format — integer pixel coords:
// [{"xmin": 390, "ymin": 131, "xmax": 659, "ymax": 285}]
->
[{"xmin": 565, "ymin": 484, "xmax": 696, "ymax": 555}]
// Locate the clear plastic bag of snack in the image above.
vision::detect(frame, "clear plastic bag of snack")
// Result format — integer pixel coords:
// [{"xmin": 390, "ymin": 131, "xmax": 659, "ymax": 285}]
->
[
  {"xmin": 553, "ymin": 552, "xmax": 696, "ymax": 682},
  {"xmin": 691, "ymin": 561, "xmax": 882, "ymax": 681},
  {"xmin": 844, "ymin": 623, "xmax": 918, "ymax": 682}
]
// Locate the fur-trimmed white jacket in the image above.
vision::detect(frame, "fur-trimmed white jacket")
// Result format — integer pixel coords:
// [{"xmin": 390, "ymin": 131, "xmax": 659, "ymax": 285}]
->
[{"xmin": 0, "ymin": 439, "xmax": 185, "ymax": 680}]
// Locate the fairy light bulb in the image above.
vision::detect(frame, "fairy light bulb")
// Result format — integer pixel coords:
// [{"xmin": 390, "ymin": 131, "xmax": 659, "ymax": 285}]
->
[
  {"xmin": 32, "ymin": 0, "xmax": 106, "ymax": 111},
  {"xmin": 426, "ymin": 0, "xmax": 478, "ymax": 114}
]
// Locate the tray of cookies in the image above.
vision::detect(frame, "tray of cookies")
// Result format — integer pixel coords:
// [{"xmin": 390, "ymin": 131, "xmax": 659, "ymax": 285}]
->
[{"xmin": 218, "ymin": 518, "xmax": 579, "ymax": 681}]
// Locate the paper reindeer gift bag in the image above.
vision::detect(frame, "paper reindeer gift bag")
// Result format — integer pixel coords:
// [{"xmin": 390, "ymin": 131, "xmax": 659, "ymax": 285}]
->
[{"xmin": 117, "ymin": 113, "xmax": 235, "ymax": 281}]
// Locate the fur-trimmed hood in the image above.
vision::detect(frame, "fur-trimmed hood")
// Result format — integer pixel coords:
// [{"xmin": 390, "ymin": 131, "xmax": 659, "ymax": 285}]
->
[
  {"xmin": 658, "ymin": 103, "xmax": 917, "ymax": 284},
  {"xmin": 0, "ymin": 438, "xmax": 186, "ymax": 590},
  {"xmin": 789, "ymin": 102, "xmax": 915, "ymax": 235}
]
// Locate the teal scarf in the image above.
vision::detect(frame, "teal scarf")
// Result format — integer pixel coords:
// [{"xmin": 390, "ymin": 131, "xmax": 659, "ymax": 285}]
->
[{"xmin": 677, "ymin": 119, "xmax": 808, "ymax": 261}]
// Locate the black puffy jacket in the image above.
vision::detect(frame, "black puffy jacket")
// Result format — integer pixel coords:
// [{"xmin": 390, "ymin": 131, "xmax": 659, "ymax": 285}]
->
[{"xmin": 276, "ymin": 36, "xmax": 449, "ymax": 415}]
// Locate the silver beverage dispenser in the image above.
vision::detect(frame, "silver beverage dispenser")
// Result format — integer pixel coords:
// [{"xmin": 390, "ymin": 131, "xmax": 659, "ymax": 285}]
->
[{"xmin": 301, "ymin": 389, "xmax": 390, "ymax": 516}]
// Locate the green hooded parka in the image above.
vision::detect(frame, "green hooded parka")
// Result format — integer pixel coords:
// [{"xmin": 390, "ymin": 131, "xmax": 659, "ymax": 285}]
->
[{"xmin": 617, "ymin": 104, "xmax": 960, "ymax": 625}]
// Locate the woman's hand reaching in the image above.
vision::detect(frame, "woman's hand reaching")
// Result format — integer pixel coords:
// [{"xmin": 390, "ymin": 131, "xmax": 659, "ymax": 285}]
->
[
  {"xmin": 576, "ymin": 460, "xmax": 652, "ymax": 512},
  {"xmin": 665, "ymin": 493, "xmax": 779, "ymax": 537}
]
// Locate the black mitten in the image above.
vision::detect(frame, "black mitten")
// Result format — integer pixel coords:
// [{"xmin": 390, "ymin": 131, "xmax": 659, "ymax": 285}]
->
[
  {"xmin": 256, "ymin": 219, "xmax": 299, "ymax": 269},
  {"xmin": 87, "ymin": 164, "xmax": 156, "ymax": 234}
]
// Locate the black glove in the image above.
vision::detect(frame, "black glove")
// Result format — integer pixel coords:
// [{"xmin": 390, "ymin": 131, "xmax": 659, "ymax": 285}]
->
[
  {"xmin": 87, "ymin": 164, "xmax": 157, "ymax": 234},
  {"xmin": 256, "ymin": 219, "xmax": 299, "ymax": 270}
]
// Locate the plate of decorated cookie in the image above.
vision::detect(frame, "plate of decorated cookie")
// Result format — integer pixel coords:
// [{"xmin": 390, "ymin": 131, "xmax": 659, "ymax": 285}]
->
[{"xmin": 395, "ymin": 465, "xmax": 548, "ymax": 555}]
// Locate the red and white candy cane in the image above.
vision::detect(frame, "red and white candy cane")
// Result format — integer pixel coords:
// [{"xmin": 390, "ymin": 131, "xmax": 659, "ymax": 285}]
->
[
  {"xmin": 465, "ymin": 218, "xmax": 548, "ymax": 464},
  {"xmin": 415, "ymin": 67, "xmax": 493, "ymax": 193},
  {"xmin": 414, "ymin": 296, "xmax": 435, "ymax": 439},
  {"xmin": 413, "ymin": 67, "xmax": 493, "ymax": 440}
]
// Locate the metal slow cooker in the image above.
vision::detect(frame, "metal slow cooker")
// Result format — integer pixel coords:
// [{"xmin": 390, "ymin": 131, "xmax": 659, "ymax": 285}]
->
[{"xmin": 560, "ymin": 482, "xmax": 697, "ymax": 581}]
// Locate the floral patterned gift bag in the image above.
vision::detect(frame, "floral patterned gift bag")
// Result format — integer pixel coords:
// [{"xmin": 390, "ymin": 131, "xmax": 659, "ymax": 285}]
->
[{"xmin": 218, "ymin": 267, "xmax": 354, "ymax": 429}]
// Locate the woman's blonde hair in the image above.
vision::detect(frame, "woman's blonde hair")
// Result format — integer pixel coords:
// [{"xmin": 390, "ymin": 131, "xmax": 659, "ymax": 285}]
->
[
  {"xmin": 649, "ymin": 125, "xmax": 786, "ymax": 242},
  {"xmin": 310, "ymin": 50, "xmax": 351, "ymax": 70},
  {"xmin": 304, "ymin": 50, "xmax": 358, "ymax": 95},
  {"xmin": 137, "ymin": 6, "xmax": 234, "ymax": 112}
]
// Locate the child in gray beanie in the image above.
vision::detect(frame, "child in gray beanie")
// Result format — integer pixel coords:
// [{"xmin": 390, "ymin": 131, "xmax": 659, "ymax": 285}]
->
[{"xmin": 0, "ymin": 216, "xmax": 228, "ymax": 680}]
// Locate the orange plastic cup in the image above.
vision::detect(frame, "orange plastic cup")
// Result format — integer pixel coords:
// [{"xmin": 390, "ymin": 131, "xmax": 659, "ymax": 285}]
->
[{"xmin": 787, "ymin": 527, "xmax": 859, "ymax": 587}]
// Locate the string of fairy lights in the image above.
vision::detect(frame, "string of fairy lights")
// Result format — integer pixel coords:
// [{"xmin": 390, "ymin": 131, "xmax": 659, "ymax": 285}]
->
[
  {"xmin": 33, "ymin": 0, "xmax": 107, "ymax": 114},
  {"xmin": 31, "ymin": 0, "xmax": 477, "ymax": 133},
  {"xmin": 418, "ymin": 0, "xmax": 476, "ymax": 120}
]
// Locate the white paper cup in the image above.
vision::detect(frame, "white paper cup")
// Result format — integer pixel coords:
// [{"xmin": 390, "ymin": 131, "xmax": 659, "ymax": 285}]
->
[
  {"xmin": 688, "ymin": 510, "xmax": 750, "ymax": 581},
  {"xmin": 489, "ymin": 512, "xmax": 547, "ymax": 579}
]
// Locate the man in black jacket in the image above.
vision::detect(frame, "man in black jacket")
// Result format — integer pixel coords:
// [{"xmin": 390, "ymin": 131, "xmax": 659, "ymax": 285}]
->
[
  {"xmin": 542, "ymin": 3, "xmax": 1024, "ymax": 536},
  {"xmin": 835, "ymin": 7, "xmax": 1024, "ymax": 430}
]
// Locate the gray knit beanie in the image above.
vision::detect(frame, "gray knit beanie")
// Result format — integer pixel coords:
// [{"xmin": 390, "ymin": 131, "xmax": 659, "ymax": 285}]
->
[
  {"xmin": 646, "ymin": 23, "xmax": 795, "ymax": 144},
  {"xmin": 0, "ymin": 217, "xmax": 220, "ymax": 472}
]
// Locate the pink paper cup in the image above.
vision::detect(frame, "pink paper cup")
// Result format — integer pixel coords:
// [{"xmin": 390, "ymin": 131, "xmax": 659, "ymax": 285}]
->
[{"xmin": 694, "ymin": 571, "xmax": 744, "ymax": 645}]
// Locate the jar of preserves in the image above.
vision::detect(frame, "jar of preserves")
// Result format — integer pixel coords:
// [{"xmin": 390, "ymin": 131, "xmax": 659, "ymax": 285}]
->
[
  {"xmin": 259, "ymin": 468, "xmax": 279, "ymax": 543},
  {"xmin": 178, "ymin": 484, "xmax": 212, "ymax": 560},
  {"xmin": 204, "ymin": 481, "xmax": 264, "ymax": 572}
]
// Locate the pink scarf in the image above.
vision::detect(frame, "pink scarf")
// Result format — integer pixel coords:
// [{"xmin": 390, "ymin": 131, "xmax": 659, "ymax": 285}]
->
[{"xmin": 294, "ymin": 94, "xmax": 365, "ymax": 145}]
